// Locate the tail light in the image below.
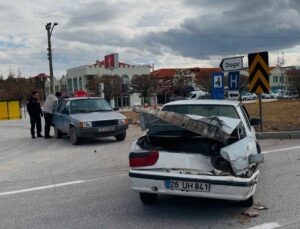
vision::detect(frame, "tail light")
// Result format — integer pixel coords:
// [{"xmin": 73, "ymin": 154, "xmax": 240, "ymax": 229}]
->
[{"xmin": 129, "ymin": 151, "xmax": 159, "ymax": 167}]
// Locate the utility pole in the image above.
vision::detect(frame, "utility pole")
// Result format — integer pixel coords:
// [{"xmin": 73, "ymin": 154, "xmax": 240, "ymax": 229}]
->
[{"xmin": 45, "ymin": 22, "xmax": 58, "ymax": 94}]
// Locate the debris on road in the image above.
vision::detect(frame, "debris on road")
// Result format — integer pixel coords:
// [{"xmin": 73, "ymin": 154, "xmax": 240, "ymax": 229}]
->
[
  {"xmin": 242, "ymin": 209, "xmax": 259, "ymax": 217},
  {"xmin": 253, "ymin": 204, "xmax": 269, "ymax": 210}
]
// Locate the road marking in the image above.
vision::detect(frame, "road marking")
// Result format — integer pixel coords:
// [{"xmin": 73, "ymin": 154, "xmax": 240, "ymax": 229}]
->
[
  {"xmin": 247, "ymin": 222, "xmax": 281, "ymax": 229},
  {"xmin": 262, "ymin": 145, "xmax": 300, "ymax": 154},
  {"xmin": 0, "ymin": 179, "xmax": 95, "ymax": 197},
  {"xmin": 0, "ymin": 173, "xmax": 127, "ymax": 197}
]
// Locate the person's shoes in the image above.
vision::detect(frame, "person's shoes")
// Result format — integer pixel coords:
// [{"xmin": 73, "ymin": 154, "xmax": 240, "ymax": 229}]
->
[
  {"xmin": 37, "ymin": 134, "xmax": 43, "ymax": 138},
  {"xmin": 32, "ymin": 136, "xmax": 36, "ymax": 139},
  {"xmin": 44, "ymin": 136, "xmax": 52, "ymax": 139}
]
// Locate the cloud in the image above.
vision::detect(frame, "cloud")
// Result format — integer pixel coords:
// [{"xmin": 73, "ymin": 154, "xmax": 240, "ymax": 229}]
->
[
  {"xmin": 66, "ymin": 2, "xmax": 126, "ymax": 27},
  {"xmin": 136, "ymin": 0, "xmax": 300, "ymax": 59},
  {"xmin": 1, "ymin": 0, "xmax": 300, "ymax": 77}
]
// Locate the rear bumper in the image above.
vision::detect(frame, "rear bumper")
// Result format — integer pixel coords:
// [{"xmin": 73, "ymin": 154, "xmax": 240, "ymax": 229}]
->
[
  {"xmin": 76, "ymin": 125, "xmax": 128, "ymax": 138},
  {"xmin": 129, "ymin": 169, "xmax": 259, "ymax": 201}
]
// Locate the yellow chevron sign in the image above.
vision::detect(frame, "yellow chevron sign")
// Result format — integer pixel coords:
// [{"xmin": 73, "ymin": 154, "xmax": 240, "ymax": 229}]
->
[{"xmin": 248, "ymin": 52, "xmax": 270, "ymax": 94}]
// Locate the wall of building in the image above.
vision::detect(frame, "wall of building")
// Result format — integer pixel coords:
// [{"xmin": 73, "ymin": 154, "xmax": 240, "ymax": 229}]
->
[{"xmin": 66, "ymin": 63, "xmax": 151, "ymax": 106}]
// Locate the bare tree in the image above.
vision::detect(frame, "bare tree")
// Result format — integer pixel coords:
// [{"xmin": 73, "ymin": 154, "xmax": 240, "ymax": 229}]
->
[
  {"xmin": 86, "ymin": 75, "xmax": 101, "ymax": 96},
  {"xmin": 195, "ymin": 77, "xmax": 211, "ymax": 92},
  {"xmin": 131, "ymin": 74, "xmax": 157, "ymax": 104},
  {"xmin": 172, "ymin": 69, "xmax": 191, "ymax": 96},
  {"xmin": 100, "ymin": 74, "xmax": 122, "ymax": 101},
  {"xmin": 0, "ymin": 72, "xmax": 36, "ymax": 101},
  {"xmin": 290, "ymin": 78, "xmax": 300, "ymax": 100}
]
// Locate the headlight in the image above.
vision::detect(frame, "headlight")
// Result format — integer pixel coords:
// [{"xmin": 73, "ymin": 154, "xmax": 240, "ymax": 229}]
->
[
  {"xmin": 79, "ymin": 121, "xmax": 92, "ymax": 128},
  {"xmin": 118, "ymin": 119, "xmax": 128, "ymax": 125}
]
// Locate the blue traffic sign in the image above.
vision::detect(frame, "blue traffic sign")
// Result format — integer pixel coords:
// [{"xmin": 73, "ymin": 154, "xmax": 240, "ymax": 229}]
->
[
  {"xmin": 228, "ymin": 71, "xmax": 240, "ymax": 90},
  {"xmin": 212, "ymin": 72, "xmax": 224, "ymax": 99}
]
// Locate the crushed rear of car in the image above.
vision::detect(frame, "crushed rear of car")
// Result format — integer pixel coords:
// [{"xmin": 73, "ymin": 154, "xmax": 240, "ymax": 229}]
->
[{"xmin": 129, "ymin": 100, "xmax": 263, "ymax": 206}]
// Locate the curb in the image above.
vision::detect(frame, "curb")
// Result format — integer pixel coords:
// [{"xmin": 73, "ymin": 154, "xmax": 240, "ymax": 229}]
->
[{"xmin": 256, "ymin": 131, "xmax": 300, "ymax": 139}]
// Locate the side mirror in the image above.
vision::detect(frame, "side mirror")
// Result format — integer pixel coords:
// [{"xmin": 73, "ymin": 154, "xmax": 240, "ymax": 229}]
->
[
  {"xmin": 250, "ymin": 118, "xmax": 261, "ymax": 126},
  {"xmin": 114, "ymin": 107, "xmax": 119, "ymax": 111}
]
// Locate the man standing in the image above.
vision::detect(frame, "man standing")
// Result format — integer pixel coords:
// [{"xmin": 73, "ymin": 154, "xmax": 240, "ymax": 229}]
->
[
  {"xmin": 43, "ymin": 92, "xmax": 62, "ymax": 138},
  {"xmin": 27, "ymin": 91, "xmax": 43, "ymax": 138}
]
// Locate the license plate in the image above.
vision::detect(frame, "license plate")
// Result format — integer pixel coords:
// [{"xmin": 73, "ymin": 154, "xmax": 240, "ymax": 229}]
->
[
  {"xmin": 166, "ymin": 180, "xmax": 210, "ymax": 192},
  {"xmin": 99, "ymin": 126, "xmax": 115, "ymax": 132}
]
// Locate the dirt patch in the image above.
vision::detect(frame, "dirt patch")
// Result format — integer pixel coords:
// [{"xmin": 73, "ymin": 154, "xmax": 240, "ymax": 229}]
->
[
  {"xmin": 122, "ymin": 100, "xmax": 300, "ymax": 132},
  {"xmin": 244, "ymin": 100, "xmax": 300, "ymax": 131},
  {"xmin": 121, "ymin": 111, "xmax": 140, "ymax": 123}
]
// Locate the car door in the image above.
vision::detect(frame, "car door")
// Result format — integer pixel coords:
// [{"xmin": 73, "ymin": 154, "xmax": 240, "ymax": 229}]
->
[
  {"xmin": 60, "ymin": 101, "xmax": 71, "ymax": 133},
  {"xmin": 53, "ymin": 100, "xmax": 66, "ymax": 132}
]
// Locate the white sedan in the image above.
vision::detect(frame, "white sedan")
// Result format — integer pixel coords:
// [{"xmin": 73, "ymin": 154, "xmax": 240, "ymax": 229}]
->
[
  {"xmin": 242, "ymin": 93, "xmax": 257, "ymax": 100},
  {"xmin": 129, "ymin": 100, "xmax": 263, "ymax": 207}
]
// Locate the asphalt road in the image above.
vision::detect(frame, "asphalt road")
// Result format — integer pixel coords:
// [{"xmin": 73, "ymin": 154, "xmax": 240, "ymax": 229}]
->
[{"xmin": 0, "ymin": 119, "xmax": 299, "ymax": 229}]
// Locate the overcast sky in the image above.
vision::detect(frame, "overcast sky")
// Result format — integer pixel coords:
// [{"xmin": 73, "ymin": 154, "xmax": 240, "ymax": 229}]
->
[{"xmin": 1, "ymin": 0, "xmax": 300, "ymax": 78}]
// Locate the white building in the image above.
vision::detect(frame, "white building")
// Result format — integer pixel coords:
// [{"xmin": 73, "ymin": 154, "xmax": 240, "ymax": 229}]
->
[{"xmin": 66, "ymin": 57, "xmax": 151, "ymax": 107}]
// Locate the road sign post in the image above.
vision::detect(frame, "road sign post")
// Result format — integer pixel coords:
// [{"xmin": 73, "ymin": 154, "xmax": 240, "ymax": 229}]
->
[
  {"xmin": 248, "ymin": 51, "xmax": 270, "ymax": 132},
  {"xmin": 211, "ymin": 72, "xmax": 224, "ymax": 99}
]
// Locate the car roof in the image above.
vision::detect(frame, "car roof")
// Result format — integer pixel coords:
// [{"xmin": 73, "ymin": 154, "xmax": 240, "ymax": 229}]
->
[
  {"xmin": 163, "ymin": 99, "xmax": 241, "ymax": 107},
  {"xmin": 64, "ymin": 97, "xmax": 104, "ymax": 101}
]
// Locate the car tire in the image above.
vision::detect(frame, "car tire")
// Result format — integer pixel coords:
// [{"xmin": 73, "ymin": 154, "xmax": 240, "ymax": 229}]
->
[
  {"xmin": 242, "ymin": 98, "xmax": 246, "ymax": 101},
  {"xmin": 115, "ymin": 132, "xmax": 126, "ymax": 141},
  {"xmin": 54, "ymin": 126, "xmax": 63, "ymax": 139},
  {"xmin": 70, "ymin": 127, "xmax": 80, "ymax": 145},
  {"xmin": 241, "ymin": 196, "xmax": 254, "ymax": 207},
  {"xmin": 139, "ymin": 193, "xmax": 158, "ymax": 204}
]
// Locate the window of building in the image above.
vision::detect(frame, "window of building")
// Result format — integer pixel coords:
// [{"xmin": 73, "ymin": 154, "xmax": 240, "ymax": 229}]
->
[
  {"xmin": 121, "ymin": 75, "xmax": 129, "ymax": 94},
  {"xmin": 55, "ymin": 85, "xmax": 59, "ymax": 93},
  {"xmin": 273, "ymin": 76, "xmax": 278, "ymax": 83},
  {"xmin": 79, "ymin": 77, "xmax": 83, "ymax": 89},
  {"xmin": 67, "ymin": 79, "xmax": 73, "ymax": 93},
  {"xmin": 73, "ymin": 78, "xmax": 78, "ymax": 91},
  {"xmin": 61, "ymin": 84, "xmax": 67, "ymax": 93}
]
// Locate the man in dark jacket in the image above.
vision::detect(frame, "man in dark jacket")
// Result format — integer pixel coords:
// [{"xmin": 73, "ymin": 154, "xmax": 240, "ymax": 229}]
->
[{"xmin": 27, "ymin": 91, "xmax": 43, "ymax": 138}]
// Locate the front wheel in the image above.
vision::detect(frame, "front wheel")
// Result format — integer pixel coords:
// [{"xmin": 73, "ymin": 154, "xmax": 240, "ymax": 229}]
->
[
  {"xmin": 115, "ymin": 132, "xmax": 126, "ymax": 141},
  {"xmin": 139, "ymin": 193, "xmax": 158, "ymax": 204},
  {"xmin": 70, "ymin": 127, "xmax": 80, "ymax": 145}
]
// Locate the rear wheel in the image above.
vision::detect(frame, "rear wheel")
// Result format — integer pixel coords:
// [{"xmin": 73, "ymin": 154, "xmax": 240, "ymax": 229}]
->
[
  {"xmin": 54, "ymin": 126, "xmax": 63, "ymax": 139},
  {"xmin": 115, "ymin": 132, "xmax": 126, "ymax": 141},
  {"xmin": 241, "ymin": 196, "xmax": 254, "ymax": 207},
  {"xmin": 139, "ymin": 193, "xmax": 158, "ymax": 204},
  {"xmin": 70, "ymin": 127, "xmax": 80, "ymax": 145}
]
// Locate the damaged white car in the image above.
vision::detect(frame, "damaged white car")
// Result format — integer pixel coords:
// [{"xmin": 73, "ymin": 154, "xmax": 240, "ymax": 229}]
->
[{"xmin": 129, "ymin": 100, "xmax": 264, "ymax": 207}]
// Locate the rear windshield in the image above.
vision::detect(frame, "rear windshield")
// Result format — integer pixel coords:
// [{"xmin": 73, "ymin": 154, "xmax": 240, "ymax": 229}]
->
[
  {"xmin": 70, "ymin": 98, "xmax": 113, "ymax": 114},
  {"xmin": 162, "ymin": 105, "xmax": 239, "ymax": 119}
]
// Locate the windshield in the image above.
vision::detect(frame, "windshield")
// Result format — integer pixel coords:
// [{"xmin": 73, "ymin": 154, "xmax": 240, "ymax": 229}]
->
[
  {"xmin": 70, "ymin": 98, "xmax": 113, "ymax": 114},
  {"xmin": 162, "ymin": 105, "xmax": 239, "ymax": 119}
]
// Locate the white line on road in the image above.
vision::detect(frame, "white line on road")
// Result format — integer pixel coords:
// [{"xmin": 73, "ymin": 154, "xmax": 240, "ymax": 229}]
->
[
  {"xmin": 0, "ymin": 173, "xmax": 127, "ymax": 197},
  {"xmin": 262, "ymin": 145, "xmax": 300, "ymax": 154},
  {"xmin": 0, "ymin": 179, "xmax": 96, "ymax": 197},
  {"xmin": 247, "ymin": 222, "xmax": 281, "ymax": 229}
]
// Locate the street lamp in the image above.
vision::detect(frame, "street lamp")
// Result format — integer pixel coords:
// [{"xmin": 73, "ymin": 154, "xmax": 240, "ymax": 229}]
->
[{"xmin": 45, "ymin": 22, "xmax": 58, "ymax": 94}]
